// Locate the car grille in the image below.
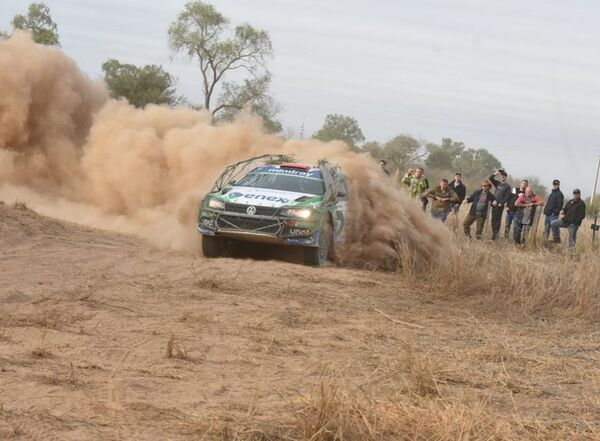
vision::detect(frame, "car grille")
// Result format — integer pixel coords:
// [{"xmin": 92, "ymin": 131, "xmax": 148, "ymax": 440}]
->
[
  {"xmin": 224, "ymin": 203, "xmax": 279, "ymax": 217},
  {"xmin": 217, "ymin": 214, "xmax": 281, "ymax": 235}
]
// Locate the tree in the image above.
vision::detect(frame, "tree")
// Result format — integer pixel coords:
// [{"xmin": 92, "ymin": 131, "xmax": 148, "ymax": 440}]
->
[
  {"xmin": 453, "ymin": 148, "xmax": 502, "ymax": 178},
  {"xmin": 215, "ymin": 74, "xmax": 282, "ymax": 132},
  {"xmin": 102, "ymin": 59, "xmax": 181, "ymax": 108},
  {"xmin": 381, "ymin": 135, "xmax": 426, "ymax": 171},
  {"xmin": 312, "ymin": 114, "xmax": 365, "ymax": 150},
  {"xmin": 425, "ymin": 138, "xmax": 465, "ymax": 170},
  {"xmin": 168, "ymin": 1, "xmax": 280, "ymax": 130},
  {"xmin": 3, "ymin": 3, "xmax": 60, "ymax": 46}
]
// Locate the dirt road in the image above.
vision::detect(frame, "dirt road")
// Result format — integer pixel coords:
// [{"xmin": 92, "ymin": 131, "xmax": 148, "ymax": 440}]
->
[{"xmin": 1, "ymin": 203, "xmax": 599, "ymax": 440}]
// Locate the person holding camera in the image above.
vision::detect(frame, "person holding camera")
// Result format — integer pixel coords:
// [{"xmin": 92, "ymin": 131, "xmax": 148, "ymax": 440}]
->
[
  {"xmin": 488, "ymin": 169, "xmax": 511, "ymax": 240},
  {"xmin": 402, "ymin": 167, "xmax": 429, "ymax": 211}
]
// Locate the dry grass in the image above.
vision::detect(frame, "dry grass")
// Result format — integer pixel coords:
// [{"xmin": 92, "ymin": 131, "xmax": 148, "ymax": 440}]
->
[
  {"xmin": 166, "ymin": 333, "xmax": 190, "ymax": 360},
  {"xmin": 12, "ymin": 200, "xmax": 28, "ymax": 210},
  {"xmin": 393, "ymin": 217, "xmax": 600, "ymax": 320},
  {"xmin": 191, "ymin": 373, "xmax": 599, "ymax": 441}
]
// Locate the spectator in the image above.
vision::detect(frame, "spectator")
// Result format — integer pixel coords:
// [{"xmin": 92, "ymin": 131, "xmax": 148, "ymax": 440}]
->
[
  {"xmin": 505, "ymin": 179, "xmax": 528, "ymax": 240},
  {"xmin": 551, "ymin": 189, "xmax": 586, "ymax": 250},
  {"xmin": 402, "ymin": 167, "xmax": 429, "ymax": 211},
  {"xmin": 488, "ymin": 169, "xmax": 511, "ymax": 240},
  {"xmin": 449, "ymin": 173, "xmax": 466, "ymax": 214},
  {"xmin": 544, "ymin": 179, "xmax": 564, "ymax": 243},
  {"xmin": 425, "ymin": 178, "xmax": 459, "ymax": 222},
  {"xmin": 514, "ymin": 186, "xmax": 544, "ymax": 244},
  {"xmin": 463, "ymin": 180, "xmax": 498, "ymax": 239},
  {"xmin": 379, "ymin": 160, "xmax": 390, "ymax": 176}
]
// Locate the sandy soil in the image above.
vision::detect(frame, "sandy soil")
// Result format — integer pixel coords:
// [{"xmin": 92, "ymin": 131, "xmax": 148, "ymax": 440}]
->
[{"xmin": 1, "ymin": 202, "xmax": 599, "ymax": 440}]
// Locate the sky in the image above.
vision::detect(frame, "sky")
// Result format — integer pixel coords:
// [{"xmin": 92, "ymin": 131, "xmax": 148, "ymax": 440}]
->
[{"xmin": 2, "ymin": 0, "xmax": 600, "ymax": 195}]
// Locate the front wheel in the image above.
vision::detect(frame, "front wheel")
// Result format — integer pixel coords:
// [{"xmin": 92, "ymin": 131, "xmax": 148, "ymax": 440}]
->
[
  {"xmin": 304, "ymin": 219, "xmax": 334, "ymax": 266},
  {"xmin": 202, "ymin": 234, "xmax": 225, "ymax": 258}
]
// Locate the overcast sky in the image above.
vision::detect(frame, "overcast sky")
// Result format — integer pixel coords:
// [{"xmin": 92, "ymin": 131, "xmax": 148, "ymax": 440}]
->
[{"xmin": 3, "ymin": 0, "xmax": 600, "ymax": 194}]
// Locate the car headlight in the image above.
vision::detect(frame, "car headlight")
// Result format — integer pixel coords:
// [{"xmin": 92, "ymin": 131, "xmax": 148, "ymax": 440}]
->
[
  {"xmin": 281, "ymin": 208, "xmax": 313, "ymax": 219},
  {"xmin": 207, "ymin": 198, "xmax": 225, "ymax": 210}
]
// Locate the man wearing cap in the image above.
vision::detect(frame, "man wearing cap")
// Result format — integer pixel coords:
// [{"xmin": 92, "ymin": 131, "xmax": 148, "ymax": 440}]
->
[
  {"xmin": 489, "ymin": 169, "xmax": 512, "ymax": 240},
  {"xmin": 449, "ymin": 173, "xmax": 466, "ymax": 214},
  {"xmin": 551, "ymin": 189, "xmax": 586, "ymax": 249},
  {"xmin": 544, "ymin": 179, "xmax": 565, "ymax": 243}
]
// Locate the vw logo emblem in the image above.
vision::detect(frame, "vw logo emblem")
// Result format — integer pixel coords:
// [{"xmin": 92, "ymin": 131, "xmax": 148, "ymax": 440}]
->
[{"xmin": 246, "ymin": 206, "xmax": 257, "ymax": 215}]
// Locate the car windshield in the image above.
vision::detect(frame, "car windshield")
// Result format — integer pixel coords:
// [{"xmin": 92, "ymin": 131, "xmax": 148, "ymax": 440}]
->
[{"xmin": 236, "ymin": 171, "xmax": 325, "ymax": 195}]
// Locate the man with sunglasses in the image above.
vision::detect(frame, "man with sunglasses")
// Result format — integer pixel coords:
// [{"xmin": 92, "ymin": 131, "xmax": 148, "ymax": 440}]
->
[{"xmin": 462, "ymin": 180, "xmax": 498, "ymax": 239}]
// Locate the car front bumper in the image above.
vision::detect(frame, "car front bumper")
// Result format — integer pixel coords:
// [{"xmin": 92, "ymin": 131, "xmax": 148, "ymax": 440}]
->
[{"xmin": 197, "ymin": 209, "xmax": 321, "ymax": 247}]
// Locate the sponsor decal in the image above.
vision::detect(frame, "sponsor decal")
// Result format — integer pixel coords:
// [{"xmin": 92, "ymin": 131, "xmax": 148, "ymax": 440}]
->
[
  {"xmin": 289, "ymin": 228, "xmax": 311, "ymax": 236},
  {"xmin": 255, "ymin": 166, "xmax": 322, "ymax": 179},
  {"xmin": 229, "ymin": 191, "xmax": 289, "ymax": 203}
]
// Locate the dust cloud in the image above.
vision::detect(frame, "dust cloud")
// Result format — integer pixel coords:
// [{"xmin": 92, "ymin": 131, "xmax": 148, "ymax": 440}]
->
[{"xmin": 0, "ymin": 32, "xmax": 453, "ymax": 268}]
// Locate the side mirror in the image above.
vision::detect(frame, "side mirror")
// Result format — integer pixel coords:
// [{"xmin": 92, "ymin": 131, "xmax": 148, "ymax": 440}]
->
[
  {"xmin": 228, "ymin": 180, "xmax": 237, "ymax": 185},
  {"xmin": 336, "ymin": 191, "xmax": 346, "ymax": 198}
]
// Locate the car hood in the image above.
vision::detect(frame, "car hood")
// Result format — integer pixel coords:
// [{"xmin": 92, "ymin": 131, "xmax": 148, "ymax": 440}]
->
[{"xmin": 218, "ymin": 186, "xmax": 323, "ymax": 208}]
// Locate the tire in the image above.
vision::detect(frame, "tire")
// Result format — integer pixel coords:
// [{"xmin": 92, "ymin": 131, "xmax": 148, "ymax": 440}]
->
[
  {"xmin": 304, "ymin": 218, "xmax": 334, "ymax": 266},
  {"xmin": 202, "ymin": 234, "xmax": 225, "ymax": 258}
]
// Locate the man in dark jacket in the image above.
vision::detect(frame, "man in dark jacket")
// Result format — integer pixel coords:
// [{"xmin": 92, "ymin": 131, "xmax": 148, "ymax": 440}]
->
[
  {"xmin": 449, "ymin": 173, "xmax": 466, "ymax": 214},
  {"xmin": 379, "ymin": 160, "xmax": 391, "ymax": 176},
  {"xmin": 504, "ymin": 179, "xmax": 528, "ymax": 240},
  {"xmin": 489, "ymin": 169, "xmax": 511, "ymax": 240},
  {"xmin": 544, "ymin": 179, "xmax": 564, "ymax": 243},
  {"xmin": 463, "ymin": 180, "xmax": 498, "ymax": 239},
  {"xmin": 551, "ymin": 189, "xmax": 586, "ymax": 249}
]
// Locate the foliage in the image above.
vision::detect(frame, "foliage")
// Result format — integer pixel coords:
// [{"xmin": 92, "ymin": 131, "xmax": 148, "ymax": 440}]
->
[
  {"xmin": 215, "ymin": 74, "xmax": 282, "ymax": 132},
  {"xmin": 6, "ymin": 2, "xmax": 60, "ymax": 46},
  {"xmin": 102, "ymin": 59, "xmax": 181, "ymax": 108},
  {"xmin": 452, "ymin": 148, "xmax": 502, "ymax": 179},
  {"xmin": 168, "ymin": 1, "xmax": 280, "ymax": 130},
  {"xmin": 365, "ymin": 135, "xmax": 426, "ymax": 172},
  {"xmin": 425, "ymin": 138, "xmax": 465, "ymax": 170},
  {"xmin": 312, "ymin": 114, "xmax": 365, "ymax": 151}
]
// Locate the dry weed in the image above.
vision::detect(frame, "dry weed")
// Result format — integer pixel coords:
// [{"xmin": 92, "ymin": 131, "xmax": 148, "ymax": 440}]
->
[
  {"xmin": 166, "ymin": 333, "xmax": 190, "ymax": 361},
  {"xmin": 31, "ymin": 332, "xmax": 52, "ymax": 358},
  {"xmin": 12, "ymin": 200, "xmax": 28, "ymax": 210}
]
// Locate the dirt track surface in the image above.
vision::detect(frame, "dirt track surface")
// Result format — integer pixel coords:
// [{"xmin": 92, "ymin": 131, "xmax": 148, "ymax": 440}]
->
[{"xmin": 1, "ymin": 203, "xmax": 599, "ymax": 440}]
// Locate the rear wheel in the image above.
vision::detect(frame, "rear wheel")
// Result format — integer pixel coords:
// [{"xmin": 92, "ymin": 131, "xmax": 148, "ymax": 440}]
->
[
  {"xmin": 304, "ymin": 218, "xmax": 334, "ymax": 266},
  {"xmin": 202, "ymin": 234, "xmax": 225, "ymax": 258}
]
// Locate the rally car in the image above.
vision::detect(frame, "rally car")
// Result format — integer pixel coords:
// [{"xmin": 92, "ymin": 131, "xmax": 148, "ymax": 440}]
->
[{"xmin": 197, "ymin": 154, "xmax": 348, "ymax": 266}]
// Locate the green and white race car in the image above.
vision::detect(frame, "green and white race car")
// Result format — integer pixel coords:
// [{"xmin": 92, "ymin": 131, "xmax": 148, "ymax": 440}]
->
[{"xmin": 197, "ymin": 154, "xmax": 348, "ymax": 266}]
